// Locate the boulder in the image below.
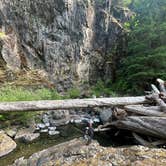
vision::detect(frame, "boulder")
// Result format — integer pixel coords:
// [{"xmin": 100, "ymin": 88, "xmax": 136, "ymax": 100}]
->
[
  {"xmin": 15, "ymin": 128, "xmax": 40, "ymax": 142},
  {"xmin": 22, "ymin": 133, "xmax": 40, "ymax": 143},
  {"xmin": 48, "ymin": 127, "xmax": 56, "ymax": 131},
  {"xmin": 5, "ymin": 129, "xmax": 17, "ymax": 138},
  {"xmin": 49, "ymin": 118, "xmax": 70, "ymax": 127},
  {"xmin": 51, "ymin": 110, "xmax": 70, "ymax": 120},
  {"xmin": 40, "ymin": 129, "xmax": 48, "ymax": 133},
  {"xmin": 48, "ymin": 131, "xmax": 60, "ymax": 136},
  {"xmin": 0, "ymin": 130, "xmax": 17, "ymax": 157},
  {"xmin": 36, "ymin": 123, "xmax": 46, "ymax": 129},
  {"xmin": 99, "ymin": 108, "xmax": 113, "ymax": 124},
  {"xmin": 42, "ymin": 114, "xmax": 50, "ymax": 124}
]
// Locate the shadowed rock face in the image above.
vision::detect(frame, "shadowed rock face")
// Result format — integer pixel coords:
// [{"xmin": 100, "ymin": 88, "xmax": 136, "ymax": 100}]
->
[{"xmin": 0, "ymin": 0, "xmax": 131, "ymax": 90}]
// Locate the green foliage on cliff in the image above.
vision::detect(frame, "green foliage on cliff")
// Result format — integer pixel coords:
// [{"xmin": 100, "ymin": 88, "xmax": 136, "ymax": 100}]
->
[
  {"xmin": 0, "ymin": 86, "xmax": 62, "ymax": 102},
  {"xmin": 115, "ymin": 0, "xmax": 166, "ymax": 94},
  {"xmin": 90, "ymin": 80, "xmax": 117, "ymax": 97}
]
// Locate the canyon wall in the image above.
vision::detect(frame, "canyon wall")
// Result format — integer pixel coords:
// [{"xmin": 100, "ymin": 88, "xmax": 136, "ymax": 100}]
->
[{"xmin": 0, "ymin": 0, "xmax": 131, "ymax": 90}]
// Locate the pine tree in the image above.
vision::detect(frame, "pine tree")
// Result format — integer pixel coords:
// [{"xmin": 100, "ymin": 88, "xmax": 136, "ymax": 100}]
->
[{"xmin": 115, "ymin": 0, "xmax": 166, "ymax": 94}]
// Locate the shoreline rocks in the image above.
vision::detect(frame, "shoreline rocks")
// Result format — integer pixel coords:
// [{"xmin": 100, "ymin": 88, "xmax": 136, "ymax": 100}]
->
[
  {"xmin": 36, "ymin": 109, "xmax": 100, "ymax": 136},
  {"xmin": 11, "ymin": 138, "xmax": 166, "ymax": 166},
  {"xmin": 0, "ymin": 130, "xmax": 17, "ymax": 157},
  {"xmin": 14, "ymin": 128, "xmax": 40, "ymax": 143}
]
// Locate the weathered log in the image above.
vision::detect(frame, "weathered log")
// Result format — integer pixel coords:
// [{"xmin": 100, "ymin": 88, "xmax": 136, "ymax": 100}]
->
[
  {"xmin": 113, "ymin": 108, "xmax": 127, "ymax": 120},
  {"xmin": 132, "ymin": 132, "xmax": 155, "ymax": 147},
  {"xmin": 125, "ymin": 105, "xmax": 166, "ymax": 117},
  {"xmin": 0, "ymin": 96, "xmax": 147, "ymax": 113},
  {"xmin": 151, "ymin": 84, "xmax": 160, "ymax": 94},
  {"xmin": 157, "ymin": 78, "xmax": 166, "ymax": 94},
  {"xmin": 151, "ymin": 139, "xmax": 166, "ymax": 146},
  {"xmin": 111, "ymin": 116, "xmax": 166, "ymax": 139},
  {"xmin": 146, "ymin": 91, "xmax": 166, "ymax": 112}
]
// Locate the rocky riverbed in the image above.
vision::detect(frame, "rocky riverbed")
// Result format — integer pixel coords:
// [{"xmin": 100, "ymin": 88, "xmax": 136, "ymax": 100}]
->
[
  {"xmin": 11, "ymin": 138, "xmax": 166, "ymax": 166},
  {"xmin": 1, "ymin": 108, "xmax": 166, "ymax": 166}
]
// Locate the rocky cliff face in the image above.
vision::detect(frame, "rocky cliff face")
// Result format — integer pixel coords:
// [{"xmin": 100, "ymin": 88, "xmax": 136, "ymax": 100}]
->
[{"xmin": 0, "ymin": 0, "xmax": 131, "ymax": 90}]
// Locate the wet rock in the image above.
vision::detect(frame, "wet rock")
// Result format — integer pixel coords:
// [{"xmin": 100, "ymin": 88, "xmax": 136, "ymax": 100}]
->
[
  {"xmin": 48, "ymin": 127, "xmax": 56, "ymax": 131},
  {"xmin": 51, "ymin": 110, "xmax": 70, "ymax": 120},
  {"xmin": 13, "ymin": 157, "xmax": 28, "ymax": 166},
  {"xmin": 45, "ymin": 123, "xmax": 50, "ymax": 127},
  {"xmin": 0, "ymin": 130, "xmax": 17, "ymax": 157},
  {"xmin": 15, "ymin": 128, "xmax": 40, "ymax": 142},
  {"xmin": 42, "ymin": 114, "xmax": 50, "ymax": 124},
  {"xmin": 49, "ymin": 118, "xmax": 70, "ymax": 127},
  {"xmin": 93, "ymin": 117, "xmax": 100, "ymax": 123},
  {"xmin": 22, "ymin": 133, "xmax": 40, "ymax": 143},
  {"xmin": 5, "ymin": 129, "xmax": 17, "ymax": 138},
  {"xmin": 36, "ymin": 123, "xmax": 46, "ymax": 129},
  {"xmin": 40, "ymin": 129, "xmax": 48, "ymax": 133},
  {"xmin": 74, "ymin": 119, "xmax": 82, "ymax": 124},
  {"xmin": 48, "ymin": 131, "xmax": 60, "ymax": 136}
]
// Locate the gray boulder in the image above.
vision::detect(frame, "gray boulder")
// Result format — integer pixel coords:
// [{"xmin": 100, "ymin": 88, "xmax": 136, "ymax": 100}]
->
[
  {"xmin": 0, "ymin": 130, "xmax": 17, "ymax": 157},
  {"xmin": 15, "ymin": 128, "xmax": 40, "ymax": 142},
  {"xmin": 99, "ymin": 108, "xmax": 113, "ymax": 124},
  {"xmin": 22, "ymin": 133, "xmax": 40, "ymax": 143}
]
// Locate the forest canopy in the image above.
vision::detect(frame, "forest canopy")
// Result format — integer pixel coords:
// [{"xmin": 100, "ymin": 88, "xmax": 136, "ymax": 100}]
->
[{"xmin": 115, "ymin": 0, "xmax": 166, "ymax": 94}]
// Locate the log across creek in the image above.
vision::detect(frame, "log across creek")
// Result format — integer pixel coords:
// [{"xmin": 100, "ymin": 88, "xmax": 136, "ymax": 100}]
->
[
  {"xmin": 0, "ymin": 92, "xmax": 165, "ymax": 144},
  {"xmin": 0, "ymin": 96, "xmax": 147, "ymax": 113}
]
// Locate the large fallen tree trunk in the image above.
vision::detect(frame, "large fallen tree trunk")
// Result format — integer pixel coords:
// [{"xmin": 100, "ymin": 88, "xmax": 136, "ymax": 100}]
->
[
  {"xmin": 0, "ymin": 96, "xmax": 147, "ymax": 113},
  {"xmin": 111, "ymin": 116, "xmax": 166, "ymax": 139},
  {"xmin": 125, "ymin": 105, "xmax": 166, "ymax": 117}
]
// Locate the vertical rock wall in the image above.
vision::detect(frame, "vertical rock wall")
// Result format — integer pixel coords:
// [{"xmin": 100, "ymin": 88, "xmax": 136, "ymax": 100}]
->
[{"xmin": 0, "ymin": 0, "xmax": 131, "ymax": 90}]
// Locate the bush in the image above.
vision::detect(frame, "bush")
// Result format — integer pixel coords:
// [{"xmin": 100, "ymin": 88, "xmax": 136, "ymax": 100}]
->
[{"xmin": 90, "ymin": 80, "xmax": 118, "ymax": 97}]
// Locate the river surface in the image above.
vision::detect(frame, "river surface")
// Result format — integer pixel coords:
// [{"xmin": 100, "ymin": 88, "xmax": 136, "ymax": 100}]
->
[
  {"xmin": 0, "ymin": 124, "xmax": 136, "ymax": 166},
  {"xmin": 0, "ymin": 125, "xmax": 83, "ymax": 166}
]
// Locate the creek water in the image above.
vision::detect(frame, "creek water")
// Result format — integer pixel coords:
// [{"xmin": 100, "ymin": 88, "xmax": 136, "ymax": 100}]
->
[
  {"xmin": 0, "ymin": 124, "xmax": 136, "ymax": 166},
  {"xmin": 0, "ymin": 124, "xmax": 82, "ymax": 166}
]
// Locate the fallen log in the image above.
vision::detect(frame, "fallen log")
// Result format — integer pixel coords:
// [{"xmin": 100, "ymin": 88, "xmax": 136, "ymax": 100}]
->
[
  {"xmin": 125, "ymin": 105, "xmax": 166, "ymax": 117},
  {"xmin": 132, "ymin": 133, "xmax": 166, "ymax": 147},
  {"xmin": 132, "ymin": 132, "xmax": 155, "ymax": 147},
  {"xmin": 0, "ymin": 96, "xmax": 147, "ymax": 113},
  {"xmin": 147, "ymin": 93, "xmax": 166, "ymax": 112},
  {"xmin": 111, "ymin": 116, "xmax": 166, "ymax": 139}
]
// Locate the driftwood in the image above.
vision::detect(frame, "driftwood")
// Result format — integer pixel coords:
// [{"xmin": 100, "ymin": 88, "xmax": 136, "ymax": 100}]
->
[
  {"xmin": 132, "ymin": 132, "xmax": 155, "ymax": 147},
  {"xmin": 109, "ymin": 78, "xmax": 166, "ymax": 143},
  {"xmin": 112, "ymin": 116, "xmax": 166, "ymax": 139},
  {"xmin": 0, "ymin": 78, "xmax": 166, "ymax": 146},
  {"xmin": 0, "ymin": 96, "xmax": 147, "ymax": 113},
  {"xmin": 125, "ymin": 105, "xmax": 166, "ymax": 117}
]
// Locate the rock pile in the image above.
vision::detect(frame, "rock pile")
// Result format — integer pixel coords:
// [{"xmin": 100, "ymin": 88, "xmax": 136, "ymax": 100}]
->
[{"xmin": 35, "ymin": 109, "xmax": 100, "ymax": 135}]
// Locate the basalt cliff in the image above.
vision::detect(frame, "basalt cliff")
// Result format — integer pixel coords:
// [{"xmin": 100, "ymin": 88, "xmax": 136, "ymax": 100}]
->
[{"xmin": 0, "ymin": 0, "xmax": 131, "ymax": 90}]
